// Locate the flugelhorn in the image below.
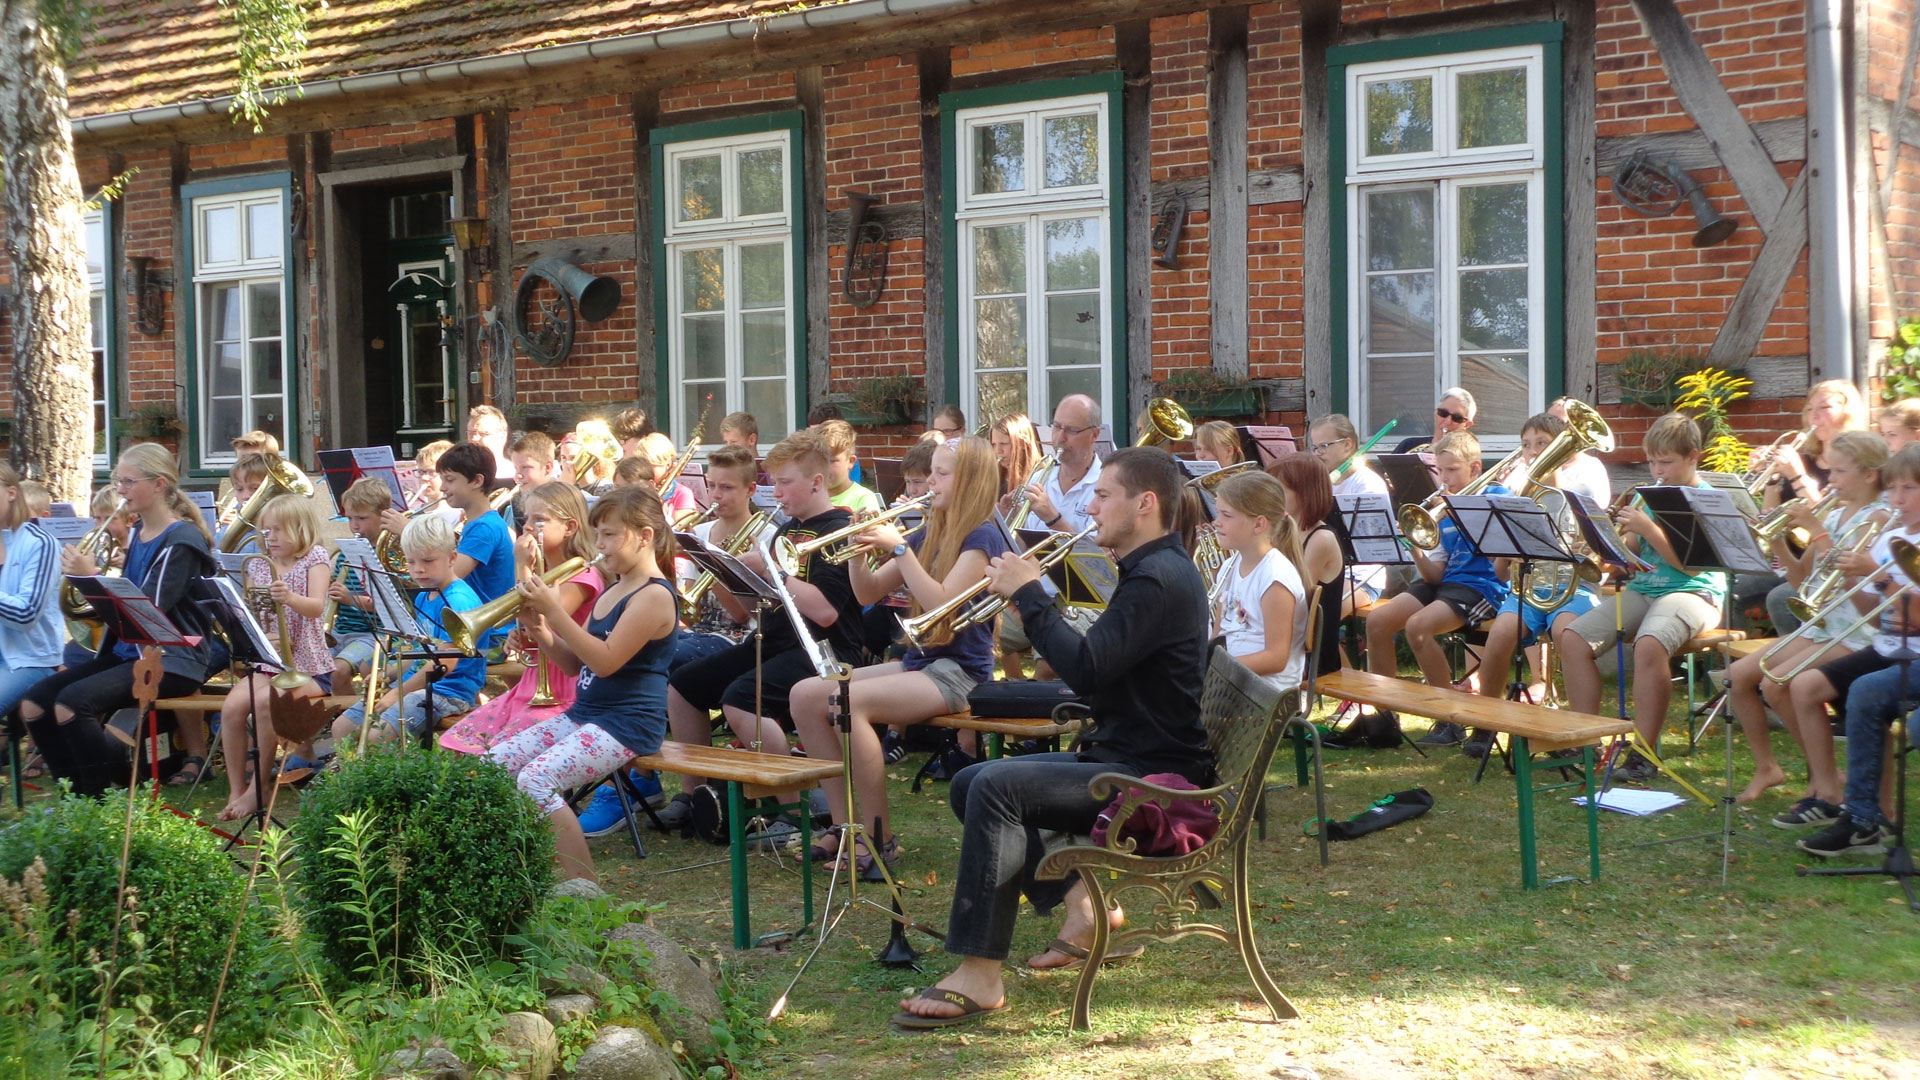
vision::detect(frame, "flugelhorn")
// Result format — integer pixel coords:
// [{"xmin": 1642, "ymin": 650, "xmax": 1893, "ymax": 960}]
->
[
  {"xmin": 770, "ymin": 494, "xmax": 931, "ymax": 575},
  {"xmin": 60, "ymin": 498, "xmax": 125, "ymax": 621},
  {"xmin": 1007, "ymin": 454, "xmax": 1058, "ymax": 530},
  {"xmin": 442, "ymin": 555, "xmax": 596, "ymax": 656},
  {"xmin": 1760, "ymin": 537, "xmax": 1920, "ymax": 683},
  {"xmin": 896, "ymin": 524, "xmax": 1096, "ymax": 647},
  {"xmin": 219, "ymin": 457, "xmax": 314, "ymax": 553},
  {"xmin": 241, "ymin": 554, "xmax": 315, "ymax": 691}
]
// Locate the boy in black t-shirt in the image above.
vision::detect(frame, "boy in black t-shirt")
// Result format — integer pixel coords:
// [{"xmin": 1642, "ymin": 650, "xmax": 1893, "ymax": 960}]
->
[{"xmin": 662, "ymin": 429, "xmax": 865, "ymax": 825}]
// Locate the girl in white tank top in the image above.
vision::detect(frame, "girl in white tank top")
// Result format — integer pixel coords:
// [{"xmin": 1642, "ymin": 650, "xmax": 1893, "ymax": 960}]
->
[{"xmin": 1209, "ymin": 472, "xmax": 1310, "ymax": 693}]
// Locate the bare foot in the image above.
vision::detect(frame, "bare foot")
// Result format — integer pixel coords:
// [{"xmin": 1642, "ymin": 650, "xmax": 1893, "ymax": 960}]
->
[
  {"xmin": 218, "ymin": 785, "xmax": 260, "ymax": 822},
  {"xmin": 1028, "ymin": 905, "xmax": 1127, "ymax": 970},
  {"xmin": 1736, "ymin": 765, "xmax": 1787, "ymax": 804},
  {"xmin": 897, "ymin": 958, "xmax": 1005, "ymax": 1020}
]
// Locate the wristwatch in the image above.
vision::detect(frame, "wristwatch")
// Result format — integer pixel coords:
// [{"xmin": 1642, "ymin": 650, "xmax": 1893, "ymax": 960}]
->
[{"xmin": 889, "ymin": 543, "xmax": 910, "ymax": 560}]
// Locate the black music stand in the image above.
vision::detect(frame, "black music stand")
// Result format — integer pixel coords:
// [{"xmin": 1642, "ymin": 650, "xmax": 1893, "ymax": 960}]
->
[
  {"xmin": 199, "ymin": 575, "xmax": 292, "ymax": 846},
  {"xmin": 67, "ymin": 576, "xmax": 198, "ymax": 792},
  {"xmin": 1374, "ymin": 452, "xmax": 1440, "ymax": 512},
  {"xmin": 1014, "ymin": 528, "xmax": 1115, "ymax": 609},
  {"xmin": 1631, "ymin": 484, "xmax": 1774, "ymax": 883}
]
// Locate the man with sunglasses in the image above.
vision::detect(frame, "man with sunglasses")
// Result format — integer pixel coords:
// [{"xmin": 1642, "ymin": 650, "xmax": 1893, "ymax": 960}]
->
[{"xmin": 1392, "ymin": 388, "xmax": 1478, "ymax": 454}]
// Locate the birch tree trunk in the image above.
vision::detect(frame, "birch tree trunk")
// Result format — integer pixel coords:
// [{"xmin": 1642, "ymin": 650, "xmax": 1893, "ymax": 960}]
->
[{"xmin": 0, "ymin": 0, "xmax": 96, "ymax": 504}]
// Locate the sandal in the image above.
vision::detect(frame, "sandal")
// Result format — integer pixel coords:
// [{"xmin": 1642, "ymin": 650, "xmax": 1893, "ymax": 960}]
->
[
  {"xmin": 21, "ymin": 753, "xmax": 46, "ymax": 780},
  {"xmin": 1030, "ymin": 937, "xmax": 1145, "ymax": 972},
  {"xmin": 855, "ymin": 834, "xmax": 903, "ymax": 881},
  {"xmin": 889, "ymin": 986, "xmax": 1007, "ymax": 1030},
  {"xmin": 798, "ymin": 834, "xmax": 841, "ymax": 865},
  {"xmin": 165, "ymin": 755, "xmax": 206, "ymax": 787}
]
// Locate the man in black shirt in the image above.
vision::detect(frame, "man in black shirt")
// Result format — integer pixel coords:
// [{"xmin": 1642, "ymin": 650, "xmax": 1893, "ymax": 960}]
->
[
  {"xmin": 893, "ymin": 446, "xmax": 1210, "ymax": 1029},
  {"xmin": 663, "ymin": 429, "xmax": 864, "ymax": 824}
]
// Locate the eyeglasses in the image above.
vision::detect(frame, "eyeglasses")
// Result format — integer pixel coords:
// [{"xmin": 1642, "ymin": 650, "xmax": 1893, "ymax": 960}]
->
[
  {"xmin": 1051, "ymin": 422, "xmax": 1096, "ymax": 437},
  {"xmin": 1436, "ymin": 408, "xmax": 1472, "ymax": 425},
  {"xmin": 1309, "ymin": 438, "xmax": 1349, "ymax": 454},
  {"xmin": 111, "ymin": 474, "xmax": 154, "ymax": 488}
]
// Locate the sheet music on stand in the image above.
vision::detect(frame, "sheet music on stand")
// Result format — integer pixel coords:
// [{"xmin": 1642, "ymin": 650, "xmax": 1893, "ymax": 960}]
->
[
  {"xmin": 674, "ymin": 531, "xmax": 780, "ymax": 602},
  {"xmin": 335, "ymin": 536, "xmax": 423, "ymax": 638},
  {"xmin": 188, "ymin": 490, "xmax": 220, "ymax": 536},
  {"xmin": 38, "ymin": 516, "xmax": 99, "ymax": 544},
  {"xmin": 1638, "ymin": 485, "xmax": 1773, "ymax": 575},
  {"xmin": 202, "ymin": 574, "xmax": 287, "ymax": 670},
  {"xmin": 1564, "ymin": 490, "xmax": 1643, "ymax": 571},
  {"xmin": 1236, "ymin": 425, "xmax": 1296, "ymax": 467},
  {"xmin": 48, "ymin": 502, "xmax": 79, "ymax": 518},
  {"xmin": 317, "ymin": 447, "xmax": 411, "ymax": 513},
  {"xmin": 1334, "ymin": 493, "xmax": 1414, "ymax": 566},
  {"xmin": 1180, "ymin": 459, "xmax": 1222, "ymax": 481},
  {"xmin": 66, "ymin": 575, "xmax": 197, "ymax": 647},
  {"xmin": 1445, "ymin": 493, "xmax": 1573, "ymax": 562},
  {"xmin": 1014, "ymin": 528, "xmax": 1115, "ymax": 607},
  {"xmin": 1698, "ymin": 471, "xmax": 1763, "ymax": 519}
]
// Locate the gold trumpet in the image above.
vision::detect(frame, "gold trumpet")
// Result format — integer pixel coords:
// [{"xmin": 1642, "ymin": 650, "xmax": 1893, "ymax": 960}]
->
[
  {"xmin": 1787, "ymin": 513, "xmax": 1887, "ymax": 622},
  {"xmin": 1751, "ymin": 490, "xmax": 1835, "ymax": 551},
  {"xmin": 673, "ymin": 504, "xmax": 717, "ymax": 532},
  {"xmin": 825, "ymin": 512, "xmax": 928, "ymax": 567},
  {"xmin": 319, "ymin": 558, "xmax": 353, "ymax": 633},
  {"xmin": 1760, "ymin": 537, "xmax": 1920, "ymax": 683},
  {"xmin": 524, "ymin": 544, "xmax": 559, "ymax": 708},
  {"xmin": 1743, "ymin": 427, "xmax": 1815, "ymax": 500},
  {"xmin": 61, "ymin": 498, "xmax": 126, "ymax": 621},
  {"xmin": 769, "ymin": 494, "xmax": 932, "ymax": 575},
  {"xmin": 1007, "ymin": 454, "xmax": 1058, "ymax": 530},
  {"xmin": 219, "ymin": 457, "xmax": 314, "ymax": 553},
  {"xmin": 240, "ymin": 555, "xmax": 315, "ymax": 691},
  {"xmin": 681, "ymin": 511, "xmax": 771, "ymax": 621},
  {"xmin": 896, "ymin": 524, "xmax": 1097, "ymax": 647},
  {"xmin": 1135, "ymin": 397, "xmax": 1193, "ymax": 447},
  {"xmin": 657, "ymin": 405, "xmax": 711, "ymax": 497},
  {"xmin": 442, "ymin": 555, "xmax": 597, "ymax": 656}
]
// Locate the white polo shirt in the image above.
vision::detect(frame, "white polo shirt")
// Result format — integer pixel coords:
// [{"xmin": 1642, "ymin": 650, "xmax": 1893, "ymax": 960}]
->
[{"xmin": 1024, "ymin": 455, "xmax": 1102, "ymax": 532}]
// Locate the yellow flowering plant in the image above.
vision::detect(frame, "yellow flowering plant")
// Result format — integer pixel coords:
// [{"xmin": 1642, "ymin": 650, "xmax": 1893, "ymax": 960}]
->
[{"xmin": 1674, "ymin": 367, "xmax": 1754, "ymax": 474}]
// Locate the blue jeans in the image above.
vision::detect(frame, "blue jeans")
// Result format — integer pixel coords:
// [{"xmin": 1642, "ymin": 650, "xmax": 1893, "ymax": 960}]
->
[
  {"xmin": 339, "ymin": 690, "xmax": 472, "ymax": 739},
  {"xmin": 1837, "ymin": 662, "xmax": 1920, "ymax": 827},
  {"xmin": 0, "ymin": 665, "xmax": 56, "ymax": 720}
]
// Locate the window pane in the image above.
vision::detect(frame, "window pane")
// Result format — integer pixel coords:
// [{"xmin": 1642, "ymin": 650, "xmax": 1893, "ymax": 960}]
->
[
  {"xmin": 1044, "ymin": 218, "xmax": 1100, "ymax": 291},
  {"xmin": 251, "ymin": 340, "xmax": 284, "ymax": 395},
  {"xmin": 90, "ymin": 294, "xmax": 105, "ymax": 351},
  {"xmin": 742, "ymin": 311, "xmax": 786, "ymax": 377},
  {"xmin": 1045, "ymin": 294, "xmax": 1101, "ymax": 368},
  {"xmin": 1363, "ymin": 355, "xmax": 1433, "ymax": 440},
  {"xmin": 1043, "ymin": 114, "xmax": 1099, "ymax": 188},
  {"xmin": 973, "ymin": 121, "xmax": 1025, "ymax": 195},
  {"xmin": 1458, "ymin": 268, "xmax": 1529, "ymax": 351},
  {"xmin": 1456, "ymin": 68, "xmax": 1528, "ymax": 149},
  {"xmin": 684, "ymin": 383, "xmax": 725, "ymax": 435},
  {"xmin": 679, "ymin": 249, "xmax": 724, "ymax": 313},
  {"xmin": 1364, "ymin": 189, "xmax": 1434, "ymax": 271},
  {"xmin": 740, "ymin": 243, "xmax": 785, "ymax": 308},
  {"xmin": 214, "ymin": 284, "xmax": 243, "ymax": 341},
  {"xmin": 213, "ymin": 343, "xmax": 243, "ymax": 396},
  {"xmin": 248, "ymin": 202, "xmax": 281, "ymax": 262},
  {"xmin": 682, "ymin": 315, "xmax": 725, "ymax": 380},
  {"xmin": 974, "ymin": 297, "xmax": 1027, "ymax": 370},
  {"xmin": 84, "ymin": 216, "xmax": 105, "ymax": 278},
  {"xmin": 203, "ymin": 206, "xmax": 239, "ymax": 264},
  {"xmin": 209, "ymin": 399, "xmax": 244, "ymax": 450},
  {"xmin": 1047, "ymin": 368, "xmax": 1103, "ymax": 415},
  {"xmin": 743, "ymin": 378, "xmax": 788, "ymax": 440},
  {"xmin": 1459, "ymin": 353, "xmax": 1530, "ymax": 433},
  {"xmin": 1366, "ymin": 273, "xmax": 1436, "ymax": 354},
  {"xmin": 678, "ymin": 155, "xmax": 722, "ymax": 222},
  {"xmin": 247, "ymin": 282, "xmax": 280, "ymax": 340},
  {"xmin": 977, "ymin": 371, "xmax": 1028, "ymax": 425},
  {"xmin": 738, "ymin": 148, "xmax": 784, "ymax": 216},
  {"xmin": 973, "ymin": 224, "xmax": 1026, "ymax": 295},
  {"xmin": 1457, "ymin": 183, "xmax": 1529, "ymax": 266},
  {"xmin": 249, "ymin": 396, "xmax": 283, "ymax": 438},
  {"xmin": 1364, "ymin": 77, "xmax": 1434, "ymax": 156}
]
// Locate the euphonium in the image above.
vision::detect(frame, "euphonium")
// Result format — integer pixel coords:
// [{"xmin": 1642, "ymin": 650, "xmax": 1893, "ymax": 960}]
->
[
  {"xmin": 60, "ymin": 498, "xmax": 126, "ymax": 620},
  {"xmin": 1135, "ymin": 397, "xmax": 1193, "ymax": 447},
  {"xmin": 219, "ymin": 457, "xmax": 314, "ymax": 553},
  {"xmin": 681, "ymin": 511, "xmax": 771, "ymax": 621},
  {"xmin": 240, "ymin": 554, "xmax": 314, "ymax": 691},
  {"xmin": 896, "ymin": 525, "xmax": 1095, "ymax": 648},
  {"xmin": 769, "ymin": 493, "xmax": 931, "ymax": 575},
  {"xmin": 1787, "ymin": 512, "xmax": 1886, "ymax": 622},
  {"xmin": 1760, "ymin": 537, "xmax": 1920, "ymax": 683},
  {"xmin": 441, "ymin": 555, "xmax": 594, "ymax": 656}
]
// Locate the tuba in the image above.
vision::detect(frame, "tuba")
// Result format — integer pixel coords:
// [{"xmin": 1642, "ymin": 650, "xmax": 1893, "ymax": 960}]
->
[
  {"xmin": 219, "ymin": 457, "xmax": 314, "ymax": 553},
  {"xmin": 1135, "ymin": 397, "xmax": 1193, "ymax": 447}
]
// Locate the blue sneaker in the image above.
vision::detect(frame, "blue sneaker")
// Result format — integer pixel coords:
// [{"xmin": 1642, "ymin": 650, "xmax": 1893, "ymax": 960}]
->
[
  {"xmin": 577, "ymin": 784, "xmax": 630, "ymax": 838},
  {"xmin": 628, "ymin": 769, "xmax": 666, "ymax": 809}
]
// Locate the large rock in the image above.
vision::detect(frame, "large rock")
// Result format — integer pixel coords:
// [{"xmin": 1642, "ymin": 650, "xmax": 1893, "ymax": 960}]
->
[
  {"xmin": 495, "ymin": 1011, "xmax": 557, "ymax": 1080},
  {"xmin": 542, "ymin": 993, "xmax": 595, "ymax": 1027},
  {"xmin": 379, "ymin": 1047, "xmax": 469, "ymax": 1080},
  {"xmin": 568, "ymin": 1026, "xmax": 679, "ymax": 1080},
  {"xmin": 538, "ymin": 962, "xmax": 610, "ymax": 1000},
  {"xmin": 551, "ymin": 877, "xmax": 609, "ymax": 900},
  {"xmin": 607, "ymin": 923, "xmax": 723, "ymax": 1059}
]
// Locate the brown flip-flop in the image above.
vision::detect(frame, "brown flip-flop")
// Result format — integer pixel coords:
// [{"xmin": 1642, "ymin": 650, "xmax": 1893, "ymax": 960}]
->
[
  {"xmin": 1030, "ymin": 937, "xmax": 1146, "ymax": 972},
  {"xmin": 889, "ymin": 986, "xmax": 1007, "ymax": 1030}
]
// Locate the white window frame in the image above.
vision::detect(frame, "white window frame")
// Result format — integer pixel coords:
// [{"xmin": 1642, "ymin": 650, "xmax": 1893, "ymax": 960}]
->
[
  {"xmin": 1344, "ymin": 45, "xmax": 1545, "ymax": 451},
  {"xmin": 954, "ymin": 92, "xmax": 1114, "ymax": 428},
  {"xmin": 83, "ymin": 210, "xmax": 110, "ymax": 470},
  {"xmin": 190, "ymin": 188, "xmax": 288, "ymax": 467},
  {"xmin": 661, "ymin": 130, "xmax": 796, "ymax": 450}
]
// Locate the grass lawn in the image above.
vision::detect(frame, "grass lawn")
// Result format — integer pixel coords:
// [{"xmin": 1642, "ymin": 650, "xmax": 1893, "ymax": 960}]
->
[{"xmin": 7, "ymin": 675, "xmax": 1917, "ymax": 1079}]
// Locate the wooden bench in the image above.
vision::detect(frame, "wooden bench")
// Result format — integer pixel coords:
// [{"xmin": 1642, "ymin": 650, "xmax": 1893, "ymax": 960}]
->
[
  {"xmin": 1315, "ymin": 669, "xmax": 1633, "ymax": 889},
  {"xmin": 924, "ymin": 711, "xmax": 1083, "ymax": 757},
  {"xmin": 1034, "ymin": 646, "xmax": 1302, "ymax": 1032},
  {"xmin": 630, "ymin": 742, "xmax": 845, "ymax": 950}
]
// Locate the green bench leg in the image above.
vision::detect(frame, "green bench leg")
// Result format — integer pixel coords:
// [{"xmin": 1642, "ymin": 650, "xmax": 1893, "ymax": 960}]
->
[
  {"xmin": 1584, "ymin": 744, "xmax": 1601, "ymax": 883},
  {"xmin": 1514, "ymin": 735, "xmax": 1538, "ymax": 890},
  {"xmin": 1291, "ymin": 725, "xmax": 1310, "ymax": 787},
  {"xmin": 728, "ymin": 781, "xmax": 750, "ymax": 950},
  {"xmin": 986, "ymin": 732, "xmax": 1003, "ymax": 759}
]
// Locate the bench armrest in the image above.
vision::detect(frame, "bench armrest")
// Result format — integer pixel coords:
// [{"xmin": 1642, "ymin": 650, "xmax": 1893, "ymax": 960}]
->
[{"xmin": 1085, "ymin": 771, "xmax": 1228, "ymax": 854}]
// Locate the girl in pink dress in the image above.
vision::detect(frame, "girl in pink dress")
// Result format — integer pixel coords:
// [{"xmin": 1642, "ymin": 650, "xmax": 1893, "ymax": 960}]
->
[{"xmin": 441, "ymin": 481, "xmax": 605, "ymax": 755}]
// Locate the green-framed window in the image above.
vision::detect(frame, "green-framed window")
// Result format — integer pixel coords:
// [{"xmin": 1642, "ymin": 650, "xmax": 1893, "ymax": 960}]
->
[
  {"xmin": 82, "ymin": 206, "xmax": 115, "ymax": 472},
  {"xmin": 178, "ymin": 172, "xmax": 297, "ymax": 473},
  {"xmin": 1329, "ymin": 24, "xmax": 1563, "ymax": 448},
  {"xmin": 941, "ymin": 73, "xmax": 1126, "ymax": 434},
  {"xmin": 650, "ymin": 111, "xmax": 805, "ymax": 450}
]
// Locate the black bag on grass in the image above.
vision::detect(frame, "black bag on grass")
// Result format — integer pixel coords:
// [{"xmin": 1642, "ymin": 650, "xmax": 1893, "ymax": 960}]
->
[{"xmin": 1315, "ymin": 787, "xmax": 1433, "ymax": 842}]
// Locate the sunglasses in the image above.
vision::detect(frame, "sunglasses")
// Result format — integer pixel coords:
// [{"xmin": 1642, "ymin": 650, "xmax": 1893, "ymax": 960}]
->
[{"xmin": 1436, "ymin": 408, "xmax": 1471, "ymax": 425}]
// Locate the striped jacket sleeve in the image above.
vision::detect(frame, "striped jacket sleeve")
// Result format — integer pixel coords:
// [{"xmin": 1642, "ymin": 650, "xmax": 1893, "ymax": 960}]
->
[{"xmin": 0, "ymin": 523, "xmax": 59, "ymax": 626}]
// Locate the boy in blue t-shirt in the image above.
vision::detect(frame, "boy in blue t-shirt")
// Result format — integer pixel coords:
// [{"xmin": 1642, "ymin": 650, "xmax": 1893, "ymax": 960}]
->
[
  {"xmin": 436, "ymin": 440, "xmax": 517, "ymax": 600},
  {"xmin": 330, "ymin": 513, "xmax": 496, "ymax": 745},
  {"xmin": 1359, "ymin": 430, "xmax": 1510, "ymax": 745}
]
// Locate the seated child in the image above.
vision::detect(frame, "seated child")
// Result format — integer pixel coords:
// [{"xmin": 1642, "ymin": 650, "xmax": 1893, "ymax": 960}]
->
[
  {"xmin": 720, "ymin": 411, "xmax": 760, "ymax": 449},
  {"xmin": 817, "ymin": 418, "xmax": 883, "ymax": 515},
  {"xmin": 641, "ymin": 432, "xmax": 701, "ymax": 521},
  {"xmin": 412, "ymin": 440, "xmax": 452, "ymax": 508},
  {"xmin": 329, "ymin": 477, "xmax": 394, "ymax": 692},
  {"xmin": 613, "ymin": 455, "xmax": 654, "ymax": 488}
]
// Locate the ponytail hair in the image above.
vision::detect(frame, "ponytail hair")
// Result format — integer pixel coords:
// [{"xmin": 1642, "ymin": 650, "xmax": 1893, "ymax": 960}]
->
[
  {"xmin": 120, "ymin": 442, "xmax": 213, "ymax": 543},
  {"xmin": 1217, "ymin": 471, "xmax": 1305, "ymax": 582}
]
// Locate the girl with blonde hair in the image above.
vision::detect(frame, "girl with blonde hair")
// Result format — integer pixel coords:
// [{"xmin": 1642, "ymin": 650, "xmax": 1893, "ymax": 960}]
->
[
  {"xmin": 1210, "ymin": 471, "xmax": 1309, "ymax": 693},
  {"xmin": 1193, "ymin": 420, "xmax": 1244, "ymax": 466}
]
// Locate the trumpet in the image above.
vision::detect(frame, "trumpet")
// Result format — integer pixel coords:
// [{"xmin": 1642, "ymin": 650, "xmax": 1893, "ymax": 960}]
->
[
  {"xmin": 1751, "ymin": 490, "xmax": 1835, "ymax": 551},
  {"xmin": 240, "ymin": 554, "xmax": 315, "ymax": 691},
  {"xmin": 1742, "ymin": 427, "xmax": 1814, "ymax": 500},
  {"xmin": 824, "ymin": 512, "xmax": 927, "ymax": 567},
  {"xmin": 524, "ymin": 544, "xmax": 559, "ymax": 708},
  {"xmin": 674, "ymin": 504, "xmax": 717, "ymax": 532},
  {"xmin": 769, "ymin": 494, "xmax": 931, "ymax": 576},
  {"xmin": 60, "ymin": 498, "xmax": 126, "ymax": 621},
  {"xmin": 657, "ymin": 405, "xmax": 710, "ymax": 497},
  {"xmin": 896, "ymin": 524, "xmax": 1097, "ymax": 647},
  {"xmin": 1787, "ymin": 512, "xmax": 1887, "ymax": 622},
  {"xmin": 1760, "ymin": 537, "xmax": 1920, "ymax": 683},
  {"xmin": 219, "ymin": 457, "xmax": 314, "ymax": 553},
  {"xmin": 1185, "ymin": 460, "xmax": 1259, "ymax": 490},
  {"xmin": 1400, "ymin": 399, "xmax": 1613, "ymax": 550},
  {"xmin": 1007, "ymin": 454, "xmax": 1058, "ymax": 530},
  {"xmin": 442, "ymin": 554, "xmax": 598, "ymax": 656},
  {"xmin": 681, "ymin": 511, "xmax": 772, "ymax": 621}
]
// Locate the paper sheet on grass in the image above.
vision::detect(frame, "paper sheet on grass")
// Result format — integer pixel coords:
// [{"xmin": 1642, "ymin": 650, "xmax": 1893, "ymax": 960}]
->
[{"xmin": 1572, "ymin": 788, "xmax": 1689, "ymax": 816}]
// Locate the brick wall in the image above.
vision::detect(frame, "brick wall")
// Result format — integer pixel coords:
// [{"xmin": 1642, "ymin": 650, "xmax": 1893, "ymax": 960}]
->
[
  {"xmin": 332, "ymin": 117, "xmax": 454, "ymax": 153},
  {"xmin": 658, "ymin": 72, "xmax": 796, "ymax": 116},
  {"xmin": 950, "ymin": 27, "xmax": 1114, "ymax": 78},
  {"xmin": 1149, "ymin": 13, "xmax": 1213, "ymax": 381},
  {"xmin": 1247, "ymin": 3, "xmax": 1305, "ymax": 398}
]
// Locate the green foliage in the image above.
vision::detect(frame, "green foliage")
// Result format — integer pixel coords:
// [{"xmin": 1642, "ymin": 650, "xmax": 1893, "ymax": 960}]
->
[
  {"xmin": 292, "ymin": 748, "xmax": 555, "ymax": 980},
  {"xmin": 0, "ymin": 790, "xmax": 258, "ymax": 1025},
  {"xmin": 847, "ymin": 375, "xmax": 924, "ymax": 423},
  {"xmin": 1881, "ymin": 317, "xmax": 1920, "ymax": 402},
  {"xmin": 1674, "ymin": 366, "xmax": 1755, "ymax": 475},
  {"xmin": 219, "ymin": 0, "xmax": 318, "ymax": 133}
]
